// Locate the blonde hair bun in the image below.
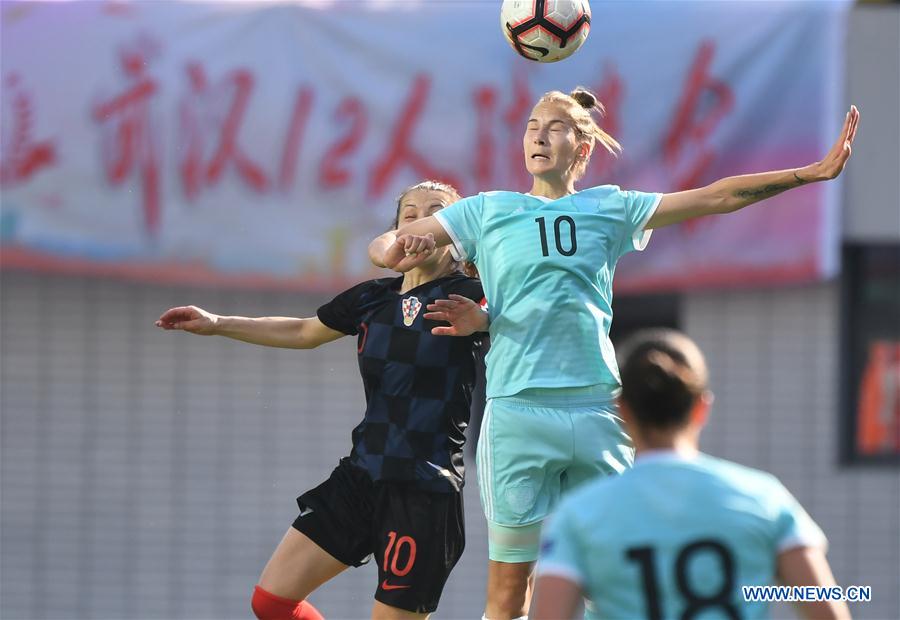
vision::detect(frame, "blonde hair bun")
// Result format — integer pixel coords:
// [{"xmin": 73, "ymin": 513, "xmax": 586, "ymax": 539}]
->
[{"xmin": 570, "ymin": 88, "xmax": 597, "ymax": 110}]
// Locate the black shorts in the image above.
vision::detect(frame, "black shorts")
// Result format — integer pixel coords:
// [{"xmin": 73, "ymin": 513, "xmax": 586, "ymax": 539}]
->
[{"xmin": 291, "ymin": 457, "xmax": 465, "ymax": 614}]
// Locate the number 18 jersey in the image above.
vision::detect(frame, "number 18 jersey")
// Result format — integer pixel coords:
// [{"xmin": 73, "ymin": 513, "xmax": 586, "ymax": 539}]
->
[
  {"xmin": 434, "ymin": 186, "xmax": 661, "ymax": 399},
  {"xmin": 538, "ymin": 452, "xmax": 828, "ymax": 620}
]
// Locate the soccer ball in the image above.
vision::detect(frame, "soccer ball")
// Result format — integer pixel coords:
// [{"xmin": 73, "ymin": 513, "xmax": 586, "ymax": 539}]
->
[{"xmin": 500, "ymin": 0, "xmax": 591, "ymax": 63}]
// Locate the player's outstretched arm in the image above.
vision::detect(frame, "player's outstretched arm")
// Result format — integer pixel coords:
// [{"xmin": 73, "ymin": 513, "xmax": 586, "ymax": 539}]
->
[
  {"xmin": 368, "ymin": 215, "xmax": 452, "ymax": 272},
  {"xmin": 777, "ymin": 547, "xmax": 852, "ymax": 620},
  {"xmin": 530, "ymin": 575, "xmax": 584, "ymax": 620},
  {"xmin": 646, "ymin": 105, "xmax": 859, "ymax": 229},
  {"xmin": 424, "ymin": 294, "xmax": 489, "ymax": 337},
  {"xmin": 155, "ymin": 305, "xmax": 344, "ymax": 349}
]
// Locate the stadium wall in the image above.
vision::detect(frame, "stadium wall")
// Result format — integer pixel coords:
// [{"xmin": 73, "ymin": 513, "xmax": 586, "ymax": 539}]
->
[{"xmin": 2, "ymin": 275, "xmax": 898, "ymax": 620}]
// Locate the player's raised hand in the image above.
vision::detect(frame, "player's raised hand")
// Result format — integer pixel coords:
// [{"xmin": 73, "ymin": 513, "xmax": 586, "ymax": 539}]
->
[
  {"xmin": 806, "ymin": 105, "xmax": 859, "ymax": 181},
  {"xmin": 155, "ymin": 305, "xmax": 219, "ymax": 335},
  {"xmin": 383, "ymin": 233, "xmax": 435, "ymax": 272},
  {"xmin": 425, "ymin": 294, "xmax": 488, "ymax": 337}
]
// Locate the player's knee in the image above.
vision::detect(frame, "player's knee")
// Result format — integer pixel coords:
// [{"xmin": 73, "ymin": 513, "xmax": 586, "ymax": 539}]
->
[
  {"xmin": 486, "ymin": 564, "xmax": 531, "ymax": 618},
  {"xmin": 485, "ymin": 522, "xmax": 540, "ymax": 615},
  {"xmin": 494, "ymin": 577, "xmax": 528, "ymax": 611},
  {"xmin": 251, "ymin": 585, "xmax": 324, "ymax": 620},
  {"xmin": 487, "ymin": 521, "xmax": 542, "ymax": 563}
]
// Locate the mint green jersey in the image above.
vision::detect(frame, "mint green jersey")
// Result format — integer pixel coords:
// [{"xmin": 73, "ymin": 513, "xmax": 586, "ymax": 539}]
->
[
  {"xmin": 434, "ymin": 186, "xmax": 661, "ymax": 399},
  {"xmin": 538, "ymin": 452, "xmax": 827, "ymax": 620}
]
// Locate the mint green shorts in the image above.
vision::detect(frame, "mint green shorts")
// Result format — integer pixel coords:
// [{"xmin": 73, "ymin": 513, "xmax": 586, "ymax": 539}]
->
[{"xmin": 476, "ymin": 386, "xmax": 634, "ymax": 561}]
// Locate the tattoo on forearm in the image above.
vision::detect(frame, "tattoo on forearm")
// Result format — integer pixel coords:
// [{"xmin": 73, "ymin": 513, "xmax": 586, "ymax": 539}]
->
[
  {"xmin": 734, "ymin": 172, "xmax": 808, "ymax": 201},
  {"xmin": 734, "ymin": 182, "xmax": 794, "ymax": 200}
]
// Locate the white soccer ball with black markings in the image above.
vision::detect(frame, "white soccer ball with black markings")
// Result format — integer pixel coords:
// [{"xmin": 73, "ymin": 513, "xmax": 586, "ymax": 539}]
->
[{"xmin": 500, "ymin": 0, "xmax": 591, "ymax": 63}]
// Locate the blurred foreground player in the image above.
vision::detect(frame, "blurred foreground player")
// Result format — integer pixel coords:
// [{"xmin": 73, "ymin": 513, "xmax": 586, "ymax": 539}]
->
[
  {"xmin": 531, "ymin": 329, "xmax": 850, "ymax": 620},
  {"xmin": 157, "ymin": 181, "xmax": 485, "ymax": 620}
]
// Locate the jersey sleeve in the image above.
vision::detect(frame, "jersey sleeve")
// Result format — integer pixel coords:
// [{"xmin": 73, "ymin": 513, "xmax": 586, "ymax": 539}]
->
[
  {"xmin": 770, "ymin": 479, "xmax": 828, "ymax": 553},
  {"xmin": 316, "ymin": 281, "xmax": 370, "ymax": 335},
  {"xmin": 433, "ymin": 194, "xmax": 485, "ymax": 261},
  {"xmin": 536, "ymin": 507, "xmax": 587, "ymax": 587},
  {"xmin": 447, "ymin": 276, "xmax": 486, "ymax": 306},
  {"xmin": 616, "ymin": 189, "xmax": 662, "ymax": 258}
]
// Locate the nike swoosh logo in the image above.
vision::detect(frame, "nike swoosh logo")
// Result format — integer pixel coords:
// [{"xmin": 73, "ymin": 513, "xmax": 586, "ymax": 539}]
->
[
  {"xmin": 519, "ymin": 42, "xmax": 550, "ymax": 57},
  {"xmin": 381, "ymin": 580, "xmax": 411, "ymax": 591},
  {"xmin": 298, "ymin": 507, "xmax": 314, "ymax": 517}
]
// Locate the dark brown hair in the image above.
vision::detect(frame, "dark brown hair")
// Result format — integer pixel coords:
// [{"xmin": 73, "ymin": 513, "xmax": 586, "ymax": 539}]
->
[
  {"xmin": 389, "ymin": 180, "xmax": 475, "ymax": 277},
  {"xmin": 390, "ymin": 180, "xmax": 461, "ymax": 230},
  {"xmin": 618, "ymin": 329, "xmax": 708, "ymax": 430}
]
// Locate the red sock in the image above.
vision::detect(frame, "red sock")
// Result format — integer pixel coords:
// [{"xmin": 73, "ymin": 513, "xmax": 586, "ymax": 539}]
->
[{"xmin": 251, "ymin": 585, "xmax": 325, "ymax": 620}]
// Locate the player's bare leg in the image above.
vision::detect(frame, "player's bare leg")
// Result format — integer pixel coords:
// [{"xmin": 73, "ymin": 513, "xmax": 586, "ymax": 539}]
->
[
  {"xmin": 371, "ymin": 600, "xmax": 430, "ymax": 619},
  {"xmin": 484, "ymin": 559, "xmax": 534, "ymax": 619},
  {"xmin": 257, "ymin": 527, "xmax": 348, "ymax": 600}
]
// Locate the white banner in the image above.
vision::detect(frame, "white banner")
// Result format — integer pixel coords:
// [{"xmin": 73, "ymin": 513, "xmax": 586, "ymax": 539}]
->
[{"xmin": 1, "ymin": 0, "xmax": 848, "ymax": 291}]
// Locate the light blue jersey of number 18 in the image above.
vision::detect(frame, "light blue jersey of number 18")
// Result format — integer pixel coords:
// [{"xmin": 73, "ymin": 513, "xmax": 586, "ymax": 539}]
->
[
  {"xmin": 538, "ymin": 452, "xmax": 828, "ymax": 620},
  {"xmin": 434, "ymin": 186, "xmax": 661, "ymax": 400}
]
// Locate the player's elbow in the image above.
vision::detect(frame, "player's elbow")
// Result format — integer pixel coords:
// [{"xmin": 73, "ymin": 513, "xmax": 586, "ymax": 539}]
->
[
  {"xmin": 706, "ymin": 184, "xmax": 738, "ymax": 214},
  {"xmin": 720, "ymin": 198, "xmax": 746, "ymax": 215},
  {"xmin": 368, "ymin": 234, "xmax": 391, "ymax": 268},
  {"xmin": 691, "ymin": 179, "xmax": 739, "ymax": 215},
  {"xmin": 292, "ymin": 332, "xmax": 321, "ymax": 350},
  {"xmin": 367, "ymin": 241, "xmax": 384, "ymax": 268},
  {"xmin": 282, "ymin": 322, "xmax": 320, "ymax": 350}
]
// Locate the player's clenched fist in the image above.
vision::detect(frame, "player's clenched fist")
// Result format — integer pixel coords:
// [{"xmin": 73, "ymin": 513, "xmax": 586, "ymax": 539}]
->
[{"xmin": 383, "ymin": 233, "xmax": 436, "ymax": 272}]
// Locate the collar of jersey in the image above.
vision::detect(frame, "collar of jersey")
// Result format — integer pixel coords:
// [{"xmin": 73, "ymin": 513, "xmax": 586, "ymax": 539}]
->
[
  {"xmin": 634, "ymin": 449, "xmax": 701, "ymax": 466},
  {"xmin": 525, "ymin": 193, "xmax": 553, "ymax": 203},
  {"xmin": 525, "ymin": 192, "xmax": 578, "ymax": 203},
  {"xmin": 391, "ymin": 273, "xmax": 462, "ymax": 296}
]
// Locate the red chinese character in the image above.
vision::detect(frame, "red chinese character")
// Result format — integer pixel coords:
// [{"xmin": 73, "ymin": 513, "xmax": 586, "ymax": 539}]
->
[
  {"xmin": 92, "ymin": 42, "xmax": 161, "ymax": 234},
  {"xmin": 663, "ymin": 40, "xmax": 734, "ymax": 192},
  {"xmin": 178, "ymin": 62, "xmax": 269, "ymax": 201},
  {"xmin": 319, "ymin": 96, "xmax": 367, "ymax": 189},
  {"xmin": 503, "ymin": 70, "xmax": 533, "ymax": 191},
  {"xmin": 0, "ymin": 73, "xmax": 57, "ymax": 187},
  {"xmin": 369, "ymin": 74, "xmax": 462, "ymax": 198},
  {"xmin": 662, "ymin": 40, "xmax": 734, "ymax": 232},
  {"xmin": 472, "ymin": 86, "xmax": 497, "ymax": 189},
  {"xmin": 279, "ymin": 86, "xmax": 314, "ymax": 192},
  {"xmin": 587, "ymin": 62, "xmax": 624, "ymax": 181}
]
